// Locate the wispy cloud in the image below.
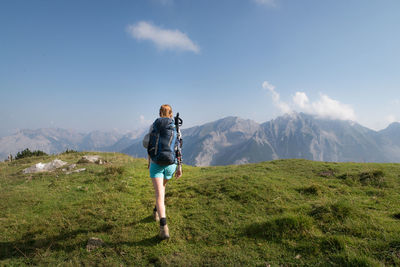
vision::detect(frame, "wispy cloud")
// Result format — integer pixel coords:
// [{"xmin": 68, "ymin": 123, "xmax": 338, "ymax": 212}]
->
[
  {"xmin": 262, "ymin": 81, "xmax": 356, "ymax": 121},
  {"xmin": 126, "ymin": 21, "xmax": 200, "ymax": 53},
  {"xmin": 305, "ymin": 94, "xmax": 356, "ymax": 121},
  {"xmin": 253, "ymin": 0, "xmax": 277, "ymax": 7},
  {"xmin": 262, "ymin": 81, "xmax": 291, "ymax": 114},
  {"xmin": 385, "ymin": 114, "xmax": 398, "ymax": 125}
]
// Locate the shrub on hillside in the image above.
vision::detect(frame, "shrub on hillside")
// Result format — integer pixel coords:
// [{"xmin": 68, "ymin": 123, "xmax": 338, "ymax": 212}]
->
[
  {"xmin": 245, "ymin": 215, "xmax": 313, "ymax": 240},
  {"xmin": 15, "ymin": 148, "xmax": 48, "ymax": 160},
  {"xmin": 63, "ymin": 148, "xmax": 78, "ymax": 154},
  {"xmin": 297, "ymin": 184, "xmax": 320, "ymax": 195},
  {"xmin": 309, "ymin": 201, "xmax": 352, "ymax": 223},
  {"xmin": 329, "ymin": 253, "xmax": 378, "ymax": 266},
  {"xmin": 359, "ymin": 170, "xmax": 385, "ymax": 186},
  {"xmin": 337, "ymin": 169, "xmax": 386, "ymax": 187},
  {"xmin": 103, "ymin": 166, "xmax": 125, "ymax": 176},
  {"xmin": 319, "ymin": 236, "xmax": 345, "ymax": 253}
]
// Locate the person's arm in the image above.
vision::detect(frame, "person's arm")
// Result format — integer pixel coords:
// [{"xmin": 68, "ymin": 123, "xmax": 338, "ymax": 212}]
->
[
  {"xmin": 175, "ymin": 164, "xmax": 182, "ymax": 178},
  {"xmin": 143, "ymin": 125, "xmax": 153, "ymax": 169}
]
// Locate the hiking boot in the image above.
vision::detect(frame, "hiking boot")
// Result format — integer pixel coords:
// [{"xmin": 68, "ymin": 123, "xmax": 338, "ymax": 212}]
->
[
  {"xmin": 153, "ymin": 209, "xmax": 160, "ymax": 221},
  {"xmin": 159, "ymin": 225, "xmax": 170, "ymax": 240}
]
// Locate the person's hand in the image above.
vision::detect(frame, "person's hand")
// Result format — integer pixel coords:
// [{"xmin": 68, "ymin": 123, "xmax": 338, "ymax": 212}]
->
[{"xmin": 175, "ymin": 165, "xmax": 182, "ymax": 178}]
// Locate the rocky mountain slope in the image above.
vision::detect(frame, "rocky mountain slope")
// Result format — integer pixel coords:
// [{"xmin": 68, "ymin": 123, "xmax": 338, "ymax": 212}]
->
[
  {"xmin": 2, "ymin": 113, "xmax": 400, "ymax": 165},
  {"xmin": 123, "ymin": 113, "xmax": 400, "ymax": 165},
  {"xmin": 0, "ymin": 128, "xmax": 143, "ymax": 160}
]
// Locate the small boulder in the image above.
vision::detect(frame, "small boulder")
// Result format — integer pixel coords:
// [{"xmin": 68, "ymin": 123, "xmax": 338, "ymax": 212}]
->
[
  {"xmin": 86, "ymin": 237, "xmax": 104, "ymax": 252},
  {"xmin": 78, "ymin": 155, "xmax": 104, "ymax": 164},
  {"xmin": 62, "ymin": 164, "xmax": 77, "ymax": 172},
  {"xmin": 66, "ymin": 168, "xmax": 86, "ymax": 175},
  {"xmin": 23, "ymin": 159, "xmax": 68, "ymax": 174},
  {"xmin": 68, "ymin": 163, "xmax": 77, "ymax": 170}
]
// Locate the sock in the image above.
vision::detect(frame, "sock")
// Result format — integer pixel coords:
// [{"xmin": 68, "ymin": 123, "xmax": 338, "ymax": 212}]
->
[{"xmin": 160, "ymin": 217, "xmax": 167, "ymax": 226}]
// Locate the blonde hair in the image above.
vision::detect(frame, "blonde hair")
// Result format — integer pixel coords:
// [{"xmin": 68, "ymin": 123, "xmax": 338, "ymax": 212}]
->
[{"xmin": 159, "ymin": 104, "xmax": 173, "ymax": 118}]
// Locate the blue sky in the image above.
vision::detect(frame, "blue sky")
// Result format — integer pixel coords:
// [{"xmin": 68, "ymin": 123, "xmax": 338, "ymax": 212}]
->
[{"xmin": 1, "ymin": 0, "xmax": 399, "ymax": 136}]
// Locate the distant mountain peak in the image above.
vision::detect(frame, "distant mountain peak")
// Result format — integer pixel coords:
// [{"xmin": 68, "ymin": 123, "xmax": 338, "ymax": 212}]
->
[
  {"xmin": 387, "ymin": 121, "xmax": 400, "ymax": 129},
  {"xmin": 380, "ymin": 121, "xmax": 400, "ymax": 135}
]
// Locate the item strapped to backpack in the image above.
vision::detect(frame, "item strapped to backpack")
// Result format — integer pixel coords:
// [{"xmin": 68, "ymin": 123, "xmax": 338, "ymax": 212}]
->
[{"xmin": 174, "ymin": 113, "xmax": 183, "ymax": 167}]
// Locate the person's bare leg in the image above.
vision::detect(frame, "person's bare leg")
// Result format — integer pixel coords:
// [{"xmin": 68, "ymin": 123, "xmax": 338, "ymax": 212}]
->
[
  {"xmin": 152, "ymin": 178, "xmax": 166, "ymax": 218},
  {"xmin": 153, "ymin": 178, "xmax": 168, "ymax": 220},
  {"xmin": 153, "ymin": 179, "xmax": 168, "ymax": 222},
  {"xmin": 152, "ymin": 177, "xmax": 169, "ymax": 239}
]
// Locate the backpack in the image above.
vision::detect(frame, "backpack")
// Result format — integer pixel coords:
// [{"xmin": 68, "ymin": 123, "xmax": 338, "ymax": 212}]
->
[{"xmin": 147, "ymin": 117, "xmax": 177, "ymax": 166}]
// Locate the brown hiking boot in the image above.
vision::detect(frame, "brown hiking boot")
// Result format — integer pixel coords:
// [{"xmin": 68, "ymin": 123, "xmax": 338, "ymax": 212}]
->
[
  {"xmin": 153, "ymin": 209, "xmax": 160, "ymax": 221},
  {"xmin": 159, "ymin": 225, "xmax": 170, "ymax": 239}
]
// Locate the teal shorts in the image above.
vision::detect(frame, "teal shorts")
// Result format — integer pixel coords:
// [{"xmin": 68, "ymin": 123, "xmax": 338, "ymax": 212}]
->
[{"xmin": 149, "ymin": 162, "xmax": 177, "ymax": 179}]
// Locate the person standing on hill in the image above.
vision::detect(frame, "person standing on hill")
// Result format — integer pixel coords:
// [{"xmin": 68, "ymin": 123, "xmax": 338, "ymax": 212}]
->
[{"xmin": 142, "ymin": 104, "xmax": 182, "ymax": 239}]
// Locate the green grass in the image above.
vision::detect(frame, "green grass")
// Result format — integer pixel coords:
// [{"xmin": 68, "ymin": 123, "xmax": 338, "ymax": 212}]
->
[{"xmin": 1, "ymin": 152, "xmax": 400, "ymax": 266}]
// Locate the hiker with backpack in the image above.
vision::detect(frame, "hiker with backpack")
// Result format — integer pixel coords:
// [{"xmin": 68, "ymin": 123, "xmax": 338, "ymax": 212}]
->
[{"xmin": 142, "ymin": 104, "xmax": 183, "ymax": 239}]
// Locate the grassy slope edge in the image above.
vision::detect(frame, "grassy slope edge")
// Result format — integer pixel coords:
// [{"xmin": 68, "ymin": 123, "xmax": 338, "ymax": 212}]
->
[{"xmin": 1, "ymin": 152, "xmax": 400, "ymax": 266}]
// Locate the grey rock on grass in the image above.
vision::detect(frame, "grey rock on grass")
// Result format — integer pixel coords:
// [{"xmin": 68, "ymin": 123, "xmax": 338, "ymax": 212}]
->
[
  {"xmin": 23, "ymin": 159, "xmax": 68, "ymax": 174},
  {"xmin": 78, "ymin": 155, "xmax": 104, "ymax": 164},
  {"xmin": 86, "ymin": 237, "xmax": 104, "ymax": 252}
]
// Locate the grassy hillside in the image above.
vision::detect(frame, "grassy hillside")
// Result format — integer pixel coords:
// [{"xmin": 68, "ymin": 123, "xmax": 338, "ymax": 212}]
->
[{"xmin": 1, "ymin": 152, "xmax": 400, "ymax": 266}]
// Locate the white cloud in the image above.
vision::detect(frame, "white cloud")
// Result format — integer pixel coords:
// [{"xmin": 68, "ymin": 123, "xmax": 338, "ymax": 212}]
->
[
  {"xmin": 262, "ymin": 81, "xmax": 356, "ymax": 121},
  {"xmin": 126, "ymin": 21, "xmax": 200, "ymax": 53},
  {"xmin": 253, "ymin": 0, "xmax": 277, "ymax": 7},
  {"xmin": 293, "ymin": 92, "xmax": 309, "ymax": 109},
  {"xmin": 308, "ymin": 94, "xmax": 356, "ymax": 121},
  {"xmin": 262, "ymin": 81, "xmax": 275, "ymax": 91},
  {"xmin": 262, "ymin": 81, "xmax": 292, "ymax": 114},
  {"xmin": 385, "ymin": 114, "xmax": 397, "ymax": 124}
]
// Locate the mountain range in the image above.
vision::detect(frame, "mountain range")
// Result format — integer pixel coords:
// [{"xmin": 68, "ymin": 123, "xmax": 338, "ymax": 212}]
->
[
  {"xmin": 2, "ymin": 113, "xmax": 400, "ymax": 165},
  {"xmin": 0, "ymin": 128, "xmax": 145, "ymax": 161},
  {"xmin": 122, "ymin": 113, "xmax": 400, "ymax": 165}
]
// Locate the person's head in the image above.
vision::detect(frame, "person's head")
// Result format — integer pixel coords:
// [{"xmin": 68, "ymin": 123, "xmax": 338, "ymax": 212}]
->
[{"xmin": 159, "ymin": 104, "xmax": 173, "ymax": 118}]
